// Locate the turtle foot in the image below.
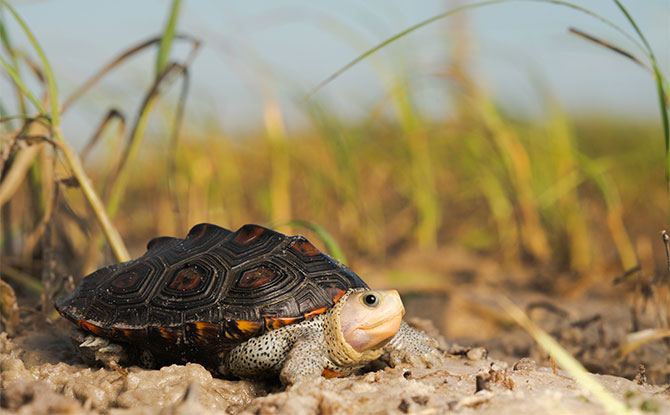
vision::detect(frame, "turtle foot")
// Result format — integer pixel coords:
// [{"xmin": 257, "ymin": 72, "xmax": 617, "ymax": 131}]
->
[
  {"xmin": 70, "ymin": 329, "xmax": 128, "ymax": 371},
  {"xmin": 381, "ymin": 321, "xmax": 444, "ymax": 369}
]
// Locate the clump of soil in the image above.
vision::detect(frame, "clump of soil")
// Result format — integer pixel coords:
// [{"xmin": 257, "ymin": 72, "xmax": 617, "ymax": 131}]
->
[
  {"xmin": 1, "ymin": 333, "xmax": 262, "ymax": 414},
  {"xmin": 1, "ymin": 323, "xmax": 668, "ymax": 415}
]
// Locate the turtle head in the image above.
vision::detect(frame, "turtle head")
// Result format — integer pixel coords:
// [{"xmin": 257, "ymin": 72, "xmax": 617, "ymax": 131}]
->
[{"xmin": 338, "ymin": 289, "xmax": 404, "ymax": 353}]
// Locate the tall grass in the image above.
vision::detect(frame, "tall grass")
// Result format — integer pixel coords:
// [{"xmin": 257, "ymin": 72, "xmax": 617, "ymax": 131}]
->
[{"xmin": 0, "ymin": 0, "xmax": 663, "ymax": 284}]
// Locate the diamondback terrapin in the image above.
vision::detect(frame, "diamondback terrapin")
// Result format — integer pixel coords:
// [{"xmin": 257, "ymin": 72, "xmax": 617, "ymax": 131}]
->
[{"xmin": 55, "ymin": 224, "xmax": 442, "ymax": 385}]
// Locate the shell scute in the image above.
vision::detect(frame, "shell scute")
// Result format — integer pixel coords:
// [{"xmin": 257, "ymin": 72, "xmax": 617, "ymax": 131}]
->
[
  {"xmin": 237, "ymin": 267, "xmax": 280, "ymax": 288},
  {"xmin": 231, "ymin": 224, "xmax": 268, "ymax": 245},
  {"xmin": 146, "ymin": 236, "xmax": 179, "ymax": 252},
  {"xmin": 289, "ymin": 237, "xmax": 322, "ymax": 257},
  {"xmin": 168, "ymin": 266, "xmax": 205, "ymax": 291}
]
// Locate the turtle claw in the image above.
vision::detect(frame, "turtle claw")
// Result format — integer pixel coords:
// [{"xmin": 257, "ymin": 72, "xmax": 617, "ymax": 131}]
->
[
  {"xmin": 93, "ymin": 341, "xmax": 128, "ymax": 373},
  {"xmin": 98, "ymin": 343, "xmax": 124, "ymax": 354},
  {"xmin": 80, "ymin": 335, "xmax": 110, "ymax": 349},
  {"xmin": 384, "ymin": 347, "xmax": 443, "ymax": 369},
  {"xmin": 419, "ymin": 348, "xmax": 444, "ymax": 368},
  {"xmin": 72, "ymin": 330, "xmax": 128, "ymax": 370},
  {"xmin": 79, "ymin": 335, "xmax": 95, "ymax": 347},
  {"xmin": 382, "ymin": 321, "xmax": 444, "ymax": 369}
]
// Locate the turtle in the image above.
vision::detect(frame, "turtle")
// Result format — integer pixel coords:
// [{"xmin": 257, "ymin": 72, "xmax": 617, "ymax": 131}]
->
[{"xmin": 55, "ymin": 223, "xmax": 442, "ymax": 385}]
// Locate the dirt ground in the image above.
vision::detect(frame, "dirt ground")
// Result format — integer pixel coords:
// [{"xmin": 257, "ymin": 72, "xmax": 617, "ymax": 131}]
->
[
  {"xmin": 1, "ymin": 315, "xmax": 668, "ymax": 415},
  {"xmin": 1, "ymin": 247, "xmax": 669, "ymax": 414}
]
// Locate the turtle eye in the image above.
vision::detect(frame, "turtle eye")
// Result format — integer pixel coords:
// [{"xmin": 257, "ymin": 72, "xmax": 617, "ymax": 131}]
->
[{"xmin": 361, "ymin": 291, "xmax": 380, "ymax": 308}]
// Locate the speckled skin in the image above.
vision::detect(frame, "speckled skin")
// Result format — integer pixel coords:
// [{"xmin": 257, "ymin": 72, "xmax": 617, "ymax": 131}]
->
[
  {"xmin": 219, "ymin": 289, "xmax": 442, "ymax": 385},
  {"xmin": 222, "ymin": 314, "xmax": 330, "ymax": 381}
]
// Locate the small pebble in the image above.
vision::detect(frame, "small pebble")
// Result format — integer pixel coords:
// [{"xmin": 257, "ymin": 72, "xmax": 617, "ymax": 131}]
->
[
  {"xmin": 412, "ymin": 395, "xmax": 429, "ymax": 405},
  {"xmin": 513, "ymin": 358, "xmax": 537, "ymax": 371},
  {"xmin": 466, "ymin": 347, "xmax": 488, "ymax": 361},
  {"xmin": 475, "ymin": 373, "xmax": 491, "ymax": 392},
  {"xmin": 398, "ymin": 398, "xmax": 410, "ymax": 413}
]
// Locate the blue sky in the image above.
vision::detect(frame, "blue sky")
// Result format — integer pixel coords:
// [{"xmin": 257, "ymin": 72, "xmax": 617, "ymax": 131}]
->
[{"xmin": 2, "ymin": 0, "xmax": 669, "ymax": 141}]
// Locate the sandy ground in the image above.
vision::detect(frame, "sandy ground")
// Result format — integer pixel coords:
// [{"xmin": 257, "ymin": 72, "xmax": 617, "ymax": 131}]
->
[
  {"xmin": 1, "ymin": 322, "xmax": 668, "ymax": 415},
  {"xmin": 2, "ymin": 247, "xmax": 668, "ymax": 414}
]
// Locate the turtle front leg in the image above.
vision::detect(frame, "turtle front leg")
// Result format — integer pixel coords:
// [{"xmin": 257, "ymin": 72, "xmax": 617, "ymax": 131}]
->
[
  {"xmin": 70, "ymin": 329, "xmax": 129, "ymax": 375},
  {"xmin": 381, "ymin": 321, "xmax": 443, "ymax": 368},
  {"xmin": 279, "ymin": 332, "xmax": 327, "ymax": 386}
]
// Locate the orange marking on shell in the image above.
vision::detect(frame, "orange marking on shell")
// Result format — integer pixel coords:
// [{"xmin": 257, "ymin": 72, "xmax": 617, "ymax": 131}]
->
[
  {"xmin": 264, "ymin": 316, "xmax": 301, "ymax": 331},
  {"xmin": 331, "ymin": 288, "xmax": 346, "ymax": 303},
  {"xmin": 234, "ymin": 320, "xmax": 262, "ymax": 335},
  {"xmin": 157, "ymin": 326, "xmax": 182, "ymax": 340},
  {"xmin": 121, "ymin": 328, "xmax": 144, "ymax": 342},
  {"xmin": 222, "ymin": 331, "xmax": 239, "ymax": 340},
  {"xmin": 147, "ymin": 326, "xmax": 183, "ymax": 343},
  {"xmin": 223, "ymin": 320, "xmax": 263, "ymax": 340},
  {"xmin": 192, "ymin": 321, "xmax": 217, "ymax": 330},
  {"xmin": 232, "ymin": 225, "xmax": 265, "ymax": 245},
  {"xmin": 289, "ymin": 238, "xmax": 321, "ymax": 257},
  {"xmin": 322, "ymin": 368, "xmax": 347, "ymax": 378},
  {"xmin": 303, "ymin": 306, "xmax": 327, "ymax": 319},
  {"xmin": 78, "ymin": 320, "xmax": 104, "ymax": 336},
  {"xmin": 186, "ymin": 322, "xmax": 219, "ymax": 343},
  {"xmin": 110, "ymin": 327, "xmax": 142, "ymax": 342}
]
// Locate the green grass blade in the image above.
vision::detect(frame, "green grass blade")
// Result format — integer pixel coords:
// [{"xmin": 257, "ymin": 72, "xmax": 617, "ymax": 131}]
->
[
  {"xmin": 105, "ymin": 63, "xmax": 185, "ymax": 219},
  {"xmin": 0, "ymin": 101, "xmax": 8, "ymax": 129},
  {"xmin": 306, "ymin": 0, "xmax": 648, "ymax": 99},
  {"xmin": 612, "ymin": 0, "xmax": 670, "ymax": 225},
  {"xmin": 156, "ymin": 0, "xmax": 182, "ymax": 76},
  {"xmin": 0, "ymin": 55, "xmax": 46, "ymax": 116},
  {"xmin": 1, "ymin": 263, "xmax": 43, "ymax": 293},
  {"xmin": 0, "ymin": 0, "xmax": 59, "ymax": 127},
  {"xmin": 654, "ymin": 63, "xmax": 670, "ymax": 223},
  {"xmin": 0, "ymin": 8, "xmax": 26, "ymax": 115},
  {"xmin": 284, "ymin": 220, "xmax": 347, "ymax": 264},
  {"xmin": 0, "ymin": 9, "xmax": 9, "ymax": 49},
  {"xmin": 612, "ymin": 0, "xmax": 653, "ymax": 53}
]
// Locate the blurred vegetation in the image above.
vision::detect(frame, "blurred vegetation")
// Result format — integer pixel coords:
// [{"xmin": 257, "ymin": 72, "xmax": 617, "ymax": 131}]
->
[{"xmin": 0, "ymin": 0, "xmax": 667, "ymax": 292}]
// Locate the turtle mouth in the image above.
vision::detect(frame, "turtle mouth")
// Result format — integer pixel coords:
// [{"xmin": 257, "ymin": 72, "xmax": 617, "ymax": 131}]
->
[{"xmin": 359, "ymin": 310, "xmax": 405, "ymax": 330}]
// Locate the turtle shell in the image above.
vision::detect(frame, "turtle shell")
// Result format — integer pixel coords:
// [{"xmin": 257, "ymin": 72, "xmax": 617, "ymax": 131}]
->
[{"xmin": 55, "ymin": 223, "xmax": 367, "ymax": 360}]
